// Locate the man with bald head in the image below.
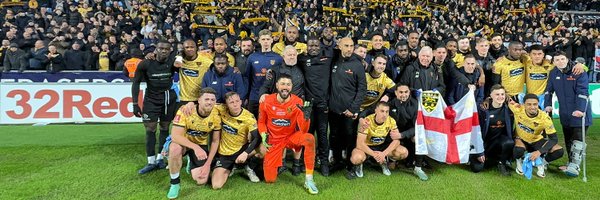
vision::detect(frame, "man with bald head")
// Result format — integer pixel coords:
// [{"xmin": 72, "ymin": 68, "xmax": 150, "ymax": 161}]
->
[
  {"xmin": 273, "ymin": 26, "xmax": 307, "ymax": 55},
  {"xmin": 398, "ymin": 46, "xmax": 446, "ymax": 95},
  {"xmin": 329, "ymin": 37, "xmax": 367, "ymax": 177}
]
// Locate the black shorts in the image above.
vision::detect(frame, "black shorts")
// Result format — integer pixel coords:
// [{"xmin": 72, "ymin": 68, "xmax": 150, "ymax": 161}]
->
[
  {"xmin": 523, "ymin": 139, "xmax": 547, "ymax": 153},
  {"xmin": 142, "ymin": 90, "xmax": 177, "ymax": 122},
  {"xmin": 185, "ymin": 145, "xmax": 209, "ymax": 170},
  {"xmin": 214, "ymin": 145, "xmax": 248, "ymax": 171}
]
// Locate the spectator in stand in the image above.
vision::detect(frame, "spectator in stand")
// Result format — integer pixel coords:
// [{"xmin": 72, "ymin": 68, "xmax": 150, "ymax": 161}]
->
[
  {"xmin": 27, "ymin": 40, "xmax": 48, "ymax": 70},
  {"xmin": 3, "ymin": 43, "xmax": 27, "ymax": 72},
  {"xmin": 63, "ymin": 41, "xmax": 87, "ymax": 70},
  {"xmin": 44, "ymin": 44, "xmax": 64, "ymax": 73}
]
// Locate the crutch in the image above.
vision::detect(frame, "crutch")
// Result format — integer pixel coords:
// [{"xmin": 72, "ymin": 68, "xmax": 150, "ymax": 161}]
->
[{"xmin": 582, "ymin": 97, "xmax": 589, "ymax": 182}]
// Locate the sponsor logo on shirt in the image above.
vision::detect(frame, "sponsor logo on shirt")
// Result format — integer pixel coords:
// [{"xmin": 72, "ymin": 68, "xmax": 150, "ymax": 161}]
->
[
  {"xmin": 186, "ymin": 130, "xmax": 209, "ymax": 137},
  {"xmin": 529, "ymin": 73, "xmax": 547, "ymax": 80},
  {"xmin": 222, "ymin": 123, "xmax": 238, "ymax": 135},
  {"xmin": 182, "ymin": 69, "xmax": 199, "ymax": 77},
  {"xmin": 509, "ymin": 68, "xmax": 524, "ymax": 77},
  {"xmin": 370, "ymin": 137, "xmax": 385, "ymax": 145},
  {"xmin": 224, "ymin": 81, "xmax": 234, "ymax": 87},
  {"xmin": 366, "ymin": 90, "xmax": 379, "ymax": 97},
  {"xmin": 517, "ymin": 122, "xmax": 534, "ymax": 134},
  {"xmin": 271, "ymin": 119, "xmax": 291, "ymax": 127}
]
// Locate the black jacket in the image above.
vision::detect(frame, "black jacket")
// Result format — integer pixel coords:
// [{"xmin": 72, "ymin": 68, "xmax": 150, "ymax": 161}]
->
[
  {"xmin": 329, "ymin": 53, "xmax": 367, "ymax": 114},
  {"xmin": 259, "ymin": 63, "xmax": 305, "ymax": 99},
  {"xmin": 3, "ymin": 49, "xmax": 27, "ymax": 72},
  {"xmin": 399, "ymin": 60, "xmax": 445, "ymax": 95},
  {"xmin": 64, "ymin": 49, "xmax": 87, "ymax": 70},
  {"xmin": 299, "ymin": 52, "xmax": 332, "ymax": 108},
  {"xmin": 387, "ymin": 54, "xmax": 414, "ymax": 81},
  {"xmin": 44, "ymin": 53, "xmax": 64, "ymax": 73},
  {"xmin": 489, "ymin": 45, "xmax": 507, "ymax": 60}
]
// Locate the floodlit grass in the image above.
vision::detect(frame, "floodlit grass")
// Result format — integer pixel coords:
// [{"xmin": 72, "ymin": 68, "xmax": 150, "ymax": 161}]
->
[{"xmin": 1, "ymin": 120, "xmax": 599, "ymax": 199}]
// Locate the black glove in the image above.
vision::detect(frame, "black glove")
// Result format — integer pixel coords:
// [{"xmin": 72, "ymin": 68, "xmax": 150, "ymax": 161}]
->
[
  {"xmin": 133, "ymin": 104, "xmax": 142, "ymax": 117},
  {"xmin": 296, "ymin": 101, "xmax": 312, "ymax": 120}
]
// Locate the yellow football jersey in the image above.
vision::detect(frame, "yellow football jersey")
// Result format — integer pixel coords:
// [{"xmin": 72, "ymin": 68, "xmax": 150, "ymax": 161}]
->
[
  {"xmin": 362, "ymin": 113, "xmax": 398, "ymax": 146},
  {"xmin": 272, "ymin": 42, "xmax": 307, "ymax": 55},
  {"xmin": 508, "ymin": 103, "xmax": 556, "ymax": 144},
  {"xmin": 493, "ymin": 57, "xmax": 525, "ymax": 96},
  {"xmin": 172, "ymin": 107, "xmax": 221, "ymax": 145},
  {"xmin": 523, "ymin": 55, "xmax": 553, "ymax": 95},
  {"xmin": 215, "ymin": 105, "xmax": 258, "ymax": 155},
  {"xmin": 361, "ymin": 73, "xmax": 395, "ymax": 110},
  {"xmin": 179, "ymin": 52, "xmax": 210, "ymax": 101}
]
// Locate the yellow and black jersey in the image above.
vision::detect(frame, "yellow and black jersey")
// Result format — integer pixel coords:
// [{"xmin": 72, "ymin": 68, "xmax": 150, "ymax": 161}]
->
[
  {"xmin": 361, "ymin": 73, "xmax": 395, "ymax": 110},
  {"xmin": 493, "ymin": 57, "xmax": 525, "ymax": 96},
  {"xmin": 508, "ymin": 103, "xmax": 556, "ymax": 144},
  {"xmin": 362, "ymin": 114, "xmax": 398, "ymax": 146},
  {"xmin": 523, "ymin": 55, "xmax": 553, "ymax": 95},
  {"xmin": 179, "ymin": 52, "xmax": 210, "ymax": 102},
  {"xmin": 172, "ymin": 107, "xmax": 221, "ymax": 145},
  {"xmin": 215, "ymin": 105, "xmax": 257, "ymax": 155}
]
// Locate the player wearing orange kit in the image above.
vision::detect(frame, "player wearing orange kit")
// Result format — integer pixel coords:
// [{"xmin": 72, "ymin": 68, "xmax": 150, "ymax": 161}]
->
[{"xmin": 257, "ymin": 74, "xmax": 318, "ymax": 194}]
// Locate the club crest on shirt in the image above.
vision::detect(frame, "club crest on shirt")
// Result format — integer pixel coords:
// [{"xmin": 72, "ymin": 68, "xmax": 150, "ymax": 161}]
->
[{"xmin": 270, "ymin": 60, "xmax": 276, "ymax": 65}]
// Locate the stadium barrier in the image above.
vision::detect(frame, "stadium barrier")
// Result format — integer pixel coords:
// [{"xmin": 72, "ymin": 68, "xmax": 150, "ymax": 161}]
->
[{"xmin": 0, "ymin": 72, "xmax": 598, "ymax": 124}]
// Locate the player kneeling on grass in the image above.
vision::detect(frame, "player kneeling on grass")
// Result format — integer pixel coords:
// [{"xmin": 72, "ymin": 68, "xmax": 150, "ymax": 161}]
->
[
  {"xmin": 167, "ymin": 88, "xmax": 221, "ymax": 199},
  {"xmin": 211, "ymin": 92, "xmax": 261, "ymax": 189},
  {"xmin": 509, "ymin": 94, "xmax": 564, "ymax": 178},
  {"xmin": 348, "ymin": 102, "xmax": 408, "ymax": 179},
  {"xmin": 258, "ymin": 74, "xmax": 319, "ymax": 194}
]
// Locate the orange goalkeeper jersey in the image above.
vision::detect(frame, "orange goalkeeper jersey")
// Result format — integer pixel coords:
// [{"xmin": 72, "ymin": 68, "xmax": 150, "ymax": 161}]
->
[{"xmin": 257, "ymin": 94, "xmax": 309, "ymax": 143}]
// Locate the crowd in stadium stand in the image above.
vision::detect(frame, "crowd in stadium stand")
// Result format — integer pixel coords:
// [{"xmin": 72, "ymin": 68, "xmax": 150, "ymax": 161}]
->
[{"xmin": 0, "ymin": 0, "xmax": 599, "ymax": 78}]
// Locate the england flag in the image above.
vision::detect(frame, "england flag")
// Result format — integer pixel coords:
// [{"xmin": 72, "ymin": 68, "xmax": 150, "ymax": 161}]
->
[{"xmin": 415, "ymin": 90, "xmax": 484, "ymax": 164}]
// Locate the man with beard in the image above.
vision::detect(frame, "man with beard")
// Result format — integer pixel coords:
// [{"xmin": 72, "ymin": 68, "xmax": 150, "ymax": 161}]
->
[
  {"xmin": 198, "ymin": 37, "xmax": 235, "ymax": 71},
  {"xmin": 273, "ymin": 26, "xmax": 307, "ymax": 55},
  {"xmin": 329, "ymin": 37, "xmax": 367, "ymax": 176},
  {"xmin": 431, "ymin": 45, "xmax": 470, "ymax": 102},
  {"xmin": 131, "ymin": 40, "xmax": 177, "ymax": 174},
  {"xmin": 235, "ymin": 38, "xmax": 254, "ymax": 86},
  {"xmin": 259, "ymin": 46, "xmax": 306, "ymax": 176},
  {"xmin": 399, "ymin": 46, "xmax": 445, "ymax": 95},
  {"xmin": 166, "ymin": 88, "xmax": 221, "ymax": 198},
  {"xmin": 299, "ymin": 36, "xmax": 333, "ymax": 176},
  {"xmin": 386, "ymin": 41, "xmax": 414, "ymax": 81},
  {"xmin": 258, "ymin": 74, "xmax": 318, "ymax": 194},
  {"xmin": 452, "ymin": 36, "xmax": 472, "ymax": 67},
  {"xmin": 320, "ymin": 27, "xmax": 335, "ymax": 58},
  {"xmin": 245, "ymin": 30, "xmax": 283, "ymax": 117},
  {"xmin": 365, "ymin": 32, "xmax": 395, "ymax": 65},
  {"xmin": 259, "ymin": 46, "xmax": 305, "ymax": 101},
  {"xmin": 474, "ymin": 38, "xmax": 497, "ymax": 97},
  {"xmin": 201, "ymin": 54, "xmax": 246, "ymax": 103},
  {"xmin": 407, "ymin": 31, "xmax": 420, "ymax": 57},
  {"xmin": 489, "ymin": 33, "xmax": 508, "ymax": 59}
]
